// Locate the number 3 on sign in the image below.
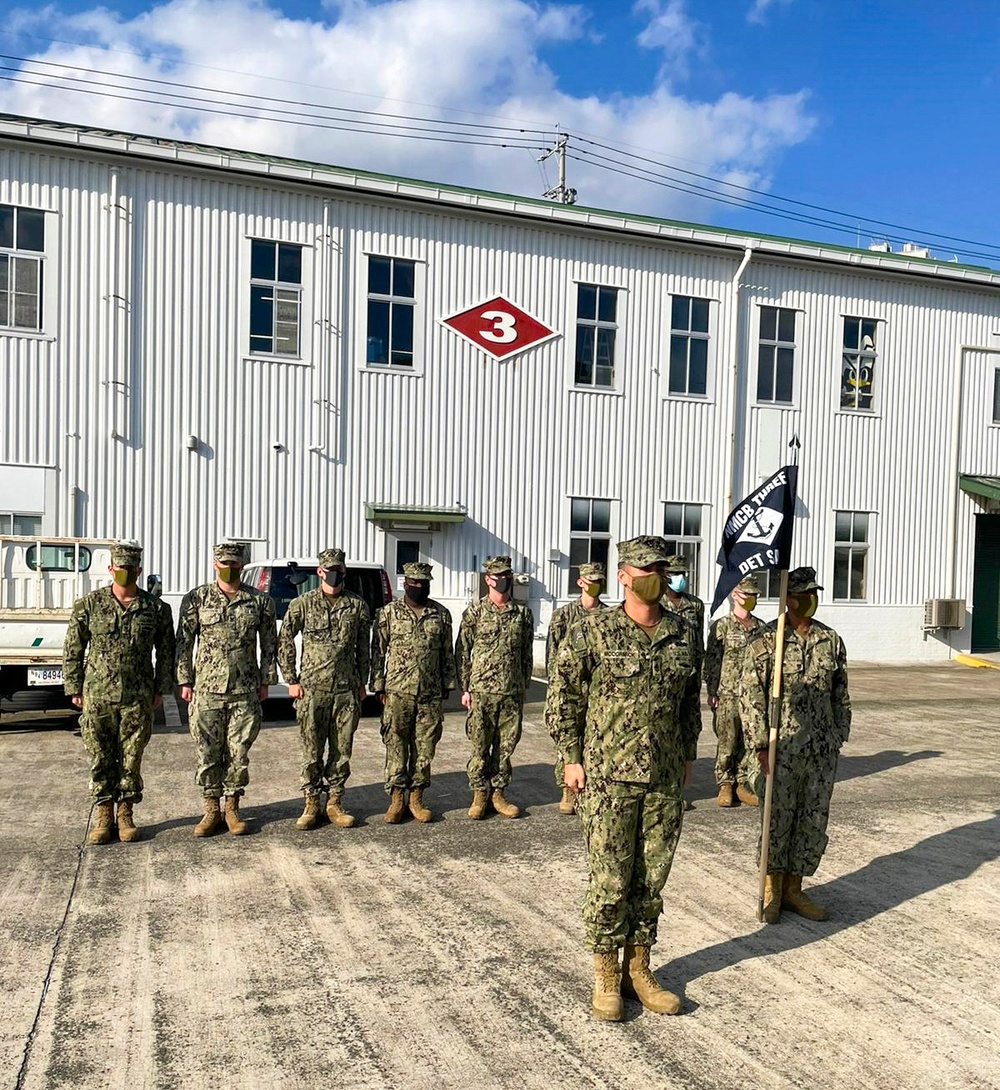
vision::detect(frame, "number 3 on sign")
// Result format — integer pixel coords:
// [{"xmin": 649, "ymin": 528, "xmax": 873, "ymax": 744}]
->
[{"xmin": 479, "ymin": 309, "xmax": 518, "ymax": 344}]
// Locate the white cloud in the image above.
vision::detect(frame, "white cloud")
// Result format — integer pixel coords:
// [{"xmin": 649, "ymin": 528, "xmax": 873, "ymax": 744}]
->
[
  {"xmin": 634, "ymin": 0, "xmax": 705, "ymax": 79},
  {"xmin": 0, "ymin": 0, "xmax": 815, "ymax": 223},
  {"xmin": 747, "ymin": 0, "xmax": 793, "ymax": 25}
]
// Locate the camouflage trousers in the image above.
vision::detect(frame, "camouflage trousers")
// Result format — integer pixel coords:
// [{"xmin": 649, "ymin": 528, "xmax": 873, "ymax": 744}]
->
[
  {"xmin": 297, "ymin": 690, "xmax": 360, "ymax": 797},
  {"xmin": 465, "ymin": 692, "xmax": 523, "ymax": 791},
  {"xmin": 753, "ymin": 741, "xmax": 839, "ymax": 876},
  {"xmin": 578, "ymin": 781, "xmax": 684, "ymax": 952},
  {"xmin": 554, "ymin": 756, "xmax": 566, "ymax": 788},
  {"xmin": 713, "ymin": 696, "xmax": 757, "ymax": 787},
  {"xmin": 381, "ymin": 693, "xmax": 444, "ymax": 792},
  {"xmin": 80, "ymin": 699, "xmax": 154, "ymax": 803},
  {"xmin": 189, "ymin": 690, "xmax": 261, "ymax": 799}
]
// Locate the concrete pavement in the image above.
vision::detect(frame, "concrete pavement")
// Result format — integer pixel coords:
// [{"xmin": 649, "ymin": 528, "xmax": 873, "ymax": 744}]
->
[{"xmin": 2, "ymin": 666, "xmax": 999, "ymax": 1090}]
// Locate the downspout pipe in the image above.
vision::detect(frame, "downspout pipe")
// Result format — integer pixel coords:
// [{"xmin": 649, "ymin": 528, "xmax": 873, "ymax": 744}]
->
[{"xmin": 724, "ymin": 246, "xmax": 755, "ymax": 515}]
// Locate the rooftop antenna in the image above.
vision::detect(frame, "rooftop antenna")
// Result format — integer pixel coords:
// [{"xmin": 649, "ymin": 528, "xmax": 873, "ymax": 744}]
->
[{"xmin": 538, "ymin": 130, "xmax": 577, "ymax": 205}]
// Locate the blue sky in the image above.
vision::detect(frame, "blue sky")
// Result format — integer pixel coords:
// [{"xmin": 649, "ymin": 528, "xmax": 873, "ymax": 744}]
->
[{"xmin": 1, "ymin": 0, "xmax": 996, "ymax": 264}]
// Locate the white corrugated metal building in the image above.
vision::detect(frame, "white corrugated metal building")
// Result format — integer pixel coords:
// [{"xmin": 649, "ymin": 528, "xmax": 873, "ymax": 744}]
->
[{"xmin": 1, "ymin": 112, "xmax": 999, "ymax": 663}]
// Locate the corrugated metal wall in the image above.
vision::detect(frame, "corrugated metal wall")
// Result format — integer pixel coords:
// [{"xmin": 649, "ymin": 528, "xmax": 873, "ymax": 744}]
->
[{"xmin": 2, "ymin": 135, "xmax": 1000, "ymax": 660}]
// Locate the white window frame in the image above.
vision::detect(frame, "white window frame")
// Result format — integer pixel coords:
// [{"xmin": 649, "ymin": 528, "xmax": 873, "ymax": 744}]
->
[
  {"xmin": 662, "ymin": 501, "xmax": 703, "ymax": 593},
  {"xmin": 358, "ymin": 252, "xmax": 425, "ymax": 376},
  {"xmin": 571, "ymin": 282, "xmax": 623, "ymax": 393},
  {"xmin": 0, "ymin": 203, "xmax": 47, "ymax": 337},
  {"xmin": 755, "ymin": 304, "xmax": 798, "ymax": 406},
  {"xmin": 0, "ymin": 512, "xmax": 42, "ymax": 535},
  {"xmin": 840, "ymin": 316, "xmax": 880, "ymax": 413},
  {"xmin": 567, "ymin": 497, "xmax": 613, "ymax": 596},
  {"xmin": 243, "ymin": 237, "xmax": 311, "ymax": 365},
  {"xmin": 833, "ymin": 510, "xmax": 871, "ymax": 602},
  {"xmin": 993, "ymin": 368, "xmax": 1000, "ymax": 425},
  {"xmin": 665, "ymin": 295, "xmax": 714, "ymax": 400}
]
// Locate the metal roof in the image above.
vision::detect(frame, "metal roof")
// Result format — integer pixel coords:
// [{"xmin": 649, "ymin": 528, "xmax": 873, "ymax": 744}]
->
[{"xmin": 1, "ymin": 109, "xmax": 999, "ymax": 290}]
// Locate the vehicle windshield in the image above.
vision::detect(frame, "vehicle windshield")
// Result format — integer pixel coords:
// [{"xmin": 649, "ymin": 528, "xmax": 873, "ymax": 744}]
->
[{"xmin": 263, "ymin": 564, "xmax": 388, "ymax": 619}]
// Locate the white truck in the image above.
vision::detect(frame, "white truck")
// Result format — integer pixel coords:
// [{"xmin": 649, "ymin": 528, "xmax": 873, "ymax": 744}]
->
[{"xmin": 0, "ymin": 536, "xmax": 115, "ymax": 714}]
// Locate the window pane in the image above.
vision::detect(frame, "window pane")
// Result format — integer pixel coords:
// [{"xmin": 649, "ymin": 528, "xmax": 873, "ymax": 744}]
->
[
  {"xmin": 597, "ymin": 287, "xmax": 617, "ymax": 323},
  {"xmin": 683, "ymin": 505, "xmax": 701, "ymax": 536},
  {"xmin": 843, "ymin": 318, "xmax": 859, "ymax": 350},
  {"xmin": 12, "ymin": 514, "xmax": 41, "ymax": 535},
  {"xmin": 757, "ymin": 345, "xmax": 774, "ymax": 401},
  {"xmin": 391, "ymin": 301, "xmax": 414, "ymax": 352},
  {"xmin": 591, "ymin": 499, "xmax": 611, "ymax": 534},
  {"xmin": 994, "ymin": 371, "xmax": 1000, "ymax": 424},
  {"xmin": 835, "ymin": 511, "xmax": 852, "ymax": 542},
  {"xmin": 27, "ymin": 545, "xmax": 92, "ymax": 572},
  {"xmin": 16, "ymin": 209, "xmax": 44, "ymax": 252},
  {"xmin": 13, "ymin": 258, "xmax": 35, "ymax": 293},
  {"xmin": 249, "ymin": 285, "xmax": 272, "ymax": 340},
  {"xmin": 833, "ymin": 548, "xmax": 850, "ymax": 599},
  {"xmin": 777, "ymin": 308, "xmax": 795, "ymax": 343},
  {"xmin": 574, "ymin": 325, "xmax": 594, "ymax": 384},
  {"xmin": 368, "ymin": 256, "xmax": 391, "ymax": 296},
  {"xmin": 856, "ymin": 359, "xmax": 875, "ymax": 410},
  {"xmin": 277, "ymin": 244, "xmax": 301, "ymax": 284},
  {"xmin": 691, "ymin": 298, "xmax": 709, "ymax": 333},
  {"xmin": 852, "ymin": 513, "xmax": 869, "ymax": 542},
  {"xmin": 850, "ymin": 550, "xmax": 867, "ymax": 599},
  {"xmin": 663, "ymin": 503, "xmax": 683, "ymax": 536},
  {"xmin": 393, "ymin": 259, "xmax": 415, "ymax": 299},
  {"xmin": 367, "ymin": 300, "xmax": 389, "ymax": 364},
  {"xmin": 15, "ymin": 289, "xmax": 39, "ymax": 329},
  {"xmin": 274, "ymin": 291, "xmax": 299, "ymax": 355},
  {"xmin": 570, "ymin": 498, "xmax": 591, "ymax": 532},
  {"xmin": 0, "ymin": 290, "xmax": 7, "ymax": 328},
  {"xmin": 577, "ymin": 283, "xmax": 596, "ymax": 321},
  {"xmin": 396, "ymin": 541, "xmax": 420, "ymax": 573},
  {"xmin": 671, "ymin": 295, "xmax": 689, "ymax": 332},
  {"xmin": 0, "ymin": 207, "xmax": 12, "ymax": 249},
  {"xmin": 688, "ymin": 337, "xmax": 708, "ymax": 395},
  {"xmin": 591, "ymin": 538, "xmax": 610, "ymax": 567},
  {"xmin": 568, "ymin": 537, "xmax": 590, "ymax": 566},
  {"xmin": 861, "ymin": 319, "xmax": 878, "ymax": 344},
  {"xmin": 250, "ymin": 240, "xmax": 275, "ymax": 281},
  {"xmin": 669, "ymin": 335, "xmax": 688, "ymax": 394},
  {"xmin": 759, "ymin": 306, "xmax": 776, "ymax": 341},
  {"xmin": 775, "ymin": 347, "xmax": 794, "ymax": 401},
  {"xmin": 595, "ymin": 327, "xmax": 615, "ymax": 386}
]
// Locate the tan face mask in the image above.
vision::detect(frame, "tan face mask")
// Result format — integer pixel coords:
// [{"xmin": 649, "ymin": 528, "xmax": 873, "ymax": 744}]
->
[
  {"xmin": 629, "ymin": 572, "xmax": 664, "ymax": 604},
  {"xmin": 741, "ymin": 595, "xmax": 758, "ymax": 611},
  {"xmin": 583, "ymin": 581, "xmax": 603, "ymax": 597},
  {"xmin": 113, "ymin": 569, "xmax": 136, "ymax": 588},
  {"xmin": 217, "ymin": 565, "xmax": 240, "ymax": 583},
  {"xmin": 791, "ymin": 593, "xmax": 817, "ymax": 619}
]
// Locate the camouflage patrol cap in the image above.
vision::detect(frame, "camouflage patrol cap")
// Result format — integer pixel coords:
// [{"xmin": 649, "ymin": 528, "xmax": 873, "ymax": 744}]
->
[
  {"xmin": 402, "ymin": 562, "xmax": 432, "ymax": 580},
  {"xmin": 483, "ymin": 555, "xmax": 513, "ymax": 574},
  {"xmin": 664, "ymin": 553, "xmax": 689, "ymax": 574},
  {"xmin": 616, "ymin": 536, "xmax": 670, "ymax": 568},
  {"xmin": 213, "ymin": 541, "xmax": 248, "ymax": 564},
  {"xmin": 318, "ymin": 547, "xmax": 346, "ymax": 569},
  {"xmin": 734, "ymin": 574, "xmax": 760, "ymax": 595},
  {"xmin": 787, "ymin": 566, "xmax": 823, "ymax": 594},
  {"xmin": 578, "ymin": 562, "xmax": 606, "ymax": 583},
  {"xmin": 111, "ymin": 539, "xmax": 142, "ymax": 568}
]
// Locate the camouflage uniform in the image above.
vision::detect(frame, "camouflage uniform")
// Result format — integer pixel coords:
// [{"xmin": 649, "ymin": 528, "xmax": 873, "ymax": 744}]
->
[
  {"xmin": 660, "ymin": 554, "xmax": 705, "ymax": 652},
  {"xmin": 278, "ymin": 548, "xmax": 371, "ymax": 800},
  {"xmin": 545, "ymin": 561, "xmax": 607, "ymax": 788},
  {"xmin": 741, "ymin": 573, "xmax": 851, "ymax": 877},
  {"xmin": 705, "ymin": 576, "xmax": 765, "ymax": 790},
  {"xmin": 456, "ymin": 557, "xmax": 535, "ymax": 792},
  {"xmin": 547, "ymin": 537, "xmax": 701, "ymax": 953},
  {"xmin": 370, "ymin": 562, "xmax": 456, "ymax": 793},
  {"xmin": 63, "ymin": 542, "xmax": 175, "ymax": 804},
  {"xmin": 176, "ymin": 544, "xmax": 278, "ymax": 799}
]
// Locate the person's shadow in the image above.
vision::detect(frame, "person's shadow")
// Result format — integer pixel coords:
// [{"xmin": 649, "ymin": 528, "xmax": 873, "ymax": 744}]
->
[{"xmin": 659, "ymin": 810, "xmax": 1000, "ymax": 989}]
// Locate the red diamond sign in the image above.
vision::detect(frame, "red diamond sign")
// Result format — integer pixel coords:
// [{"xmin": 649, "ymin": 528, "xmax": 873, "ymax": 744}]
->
[{"xmin": 441, "ymin": 295, "xmax": 560, "ymax": 361}]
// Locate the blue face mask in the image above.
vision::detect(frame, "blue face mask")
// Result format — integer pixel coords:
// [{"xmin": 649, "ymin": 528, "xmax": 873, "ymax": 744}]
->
[{"xmin": 668, "ymin": 574, "xmax": 687, "ymax": 593}]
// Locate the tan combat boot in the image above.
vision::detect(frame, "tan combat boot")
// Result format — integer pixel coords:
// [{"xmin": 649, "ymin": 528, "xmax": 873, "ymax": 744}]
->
[
  {"xmin": 295, "ymin": 795, "xmax": 322, "ymax": 830},
  {"xmin": 224, "ymin": 794, "xmax": 247, "ymax": 835},
  {"xmin": 736, "ymin": 784, "xmax": 758, "ymax": 807},
  {"xmin": 193, "ymin": 797, "xmax": 223, "ymax": 837},
  {"xmin": 716, "ymin": 783, "xmax": 735, "ymax": 807},
  {"xmin": 408, "ymin": 787, "xmax": 433, "ymax": 823},
  {"xmin": 762, "ymin": 872, "xmax": 783, "ymax": 924},
  {"xmin": 468, "ymin": 789, "xmax": 490, "ymax": 820},
  {"xmin": 116, "ymin": 799, "xmax": 140, "ymax": 843},
  {"xmin": 87, "ymin": 801, "xmax": 115, "ymax": 845},
  {"xmin": 491, "ymin": 789, "xmax": 521, "ymax": 819},
  {"xmin": 384, "ymin": 788, "xmax": 407, "ymax": 824},
  {"xmin": 558, "ymin": 786, "xmax": 577, "ymax": 815},
  {"xmin": 621, "ymin": 944, "xmax": 682, "ymax": 1015},
  {"xmin": 592, "ymin": 951, "xmax": 624, "ymax": 1022},
  {"xmin": 782, "ymin": 875, "xmax": 830, "ymax": 921},
  {"xmin": 326, "ymin": 794, "xmax": 356, "ymax": 828}
]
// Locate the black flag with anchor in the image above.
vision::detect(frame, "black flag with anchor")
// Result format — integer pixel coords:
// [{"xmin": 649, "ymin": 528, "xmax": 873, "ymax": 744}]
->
[{"xmin": 710, "ymin": 464, "xmax": 799, "ymax": 614}]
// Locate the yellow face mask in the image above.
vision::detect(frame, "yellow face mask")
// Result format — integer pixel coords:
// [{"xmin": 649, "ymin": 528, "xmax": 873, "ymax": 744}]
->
[
  {"xmin": 792, "ymin": 593, "xmax": 818, "ymax": 619},
  {"xmin": 629, "ymin": 572, "xmax": 664, "ymax": 604},
  {"xmin": 583, "ymin": 581, "xmax": 603, "ymax": 597},
  {"xmin": 112, "ymin": 569, "xmax": 136, "ymax": 588},
  {"xmin": 741, "ymin": 595, "xmax": 757, "ymax": 612}
]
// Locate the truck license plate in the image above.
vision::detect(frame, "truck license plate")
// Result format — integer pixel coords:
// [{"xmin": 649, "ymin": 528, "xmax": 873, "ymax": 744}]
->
[{"xmin": 27, "ymin": 667, "xmax": 63, "ymax": 686}]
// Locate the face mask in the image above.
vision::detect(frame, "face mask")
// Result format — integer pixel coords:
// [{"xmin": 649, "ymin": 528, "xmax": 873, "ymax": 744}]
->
[
  {"xmin": 792, "ymin": 594, "xmax": 817, "ymax": 619},
  {"xmin": 629, "ymin": 572, "xmax": 664, "ymax": 604},
  {"xmin": 113, "ymin": 569, "xmax": 136, "ymax": 588},
  {"xmin": 491, "ymin": 576, "xmax": 512, "ymax": 595},
  {"xmin": 323, "ymin": 569, "xmax": 345, "ymax": 589},
  {"xmin": 217, "ymin": 566, "xmax": 240, "ymax": 584},
  {"xmin": 738, "ymin": 595, "xmax": 757, "ymax": 612},
  {"xmin": 405, "ymin": 583, "xmax": 430, "ymax": 605},
  {"xmin": 583, "ymin": 582, "xmax": 602, "ymax": 598},
  {"xmin": 668, "ymin": 574, "xmax": 687, "ymax": 593}
]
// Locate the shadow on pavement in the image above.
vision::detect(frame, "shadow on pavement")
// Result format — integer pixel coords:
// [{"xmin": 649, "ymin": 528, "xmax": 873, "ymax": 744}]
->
[{"xmin": 835, "ymin": 749, "xmax": 944, "ymax": 782}]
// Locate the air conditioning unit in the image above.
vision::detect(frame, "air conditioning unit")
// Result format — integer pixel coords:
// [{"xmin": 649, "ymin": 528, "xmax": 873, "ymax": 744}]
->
[{"xmin": 923, "ymin": 598, "xmax": 965, "ymax": 629}]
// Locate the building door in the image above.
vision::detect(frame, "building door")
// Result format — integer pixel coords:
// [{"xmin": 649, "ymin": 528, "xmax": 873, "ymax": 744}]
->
[
  {"xmin": 384, "ymin": 533, "xmax": 433, "ymax": 597},
  {"xmin": 971, "ymin": 514, "xmax": 1000, "ymax": 653}
]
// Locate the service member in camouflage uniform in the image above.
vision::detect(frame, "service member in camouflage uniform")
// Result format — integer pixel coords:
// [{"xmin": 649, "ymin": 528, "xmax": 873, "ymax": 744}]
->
[
  {"xmin": 705, "ymin": 574, "xmax": 765, "ymax": 808},
  {"xmin": 545, "ymin": 561, "xmax": 607, "ymax": 816},
  {"xmin": 741, "ymin": 566, "xmax": 851, "ymax": 924},
  {"xmin": 456, "ymin": 555, "xmax": 534, "ymax": 820},
  {"xmin": 64, "ymin": 540, "xmax": 175, "ymax": 845},
  {"xmin": 370, "ymin": 561, "xmax": 456, "ymax": 824},
  {"xmin": 547, "ymin": 536, "xmax": 701, "ymax": 1021},
  {"xmin": 660, "ymin": 553, "xmax": 705, "ymax": 646},
  {"xmin": 278, "ymin": 547, "xmax": 371, "ymax": 830},
  {"xmin": 176, "ymin": 542, "xmax": 278, "ymax": 837}
]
